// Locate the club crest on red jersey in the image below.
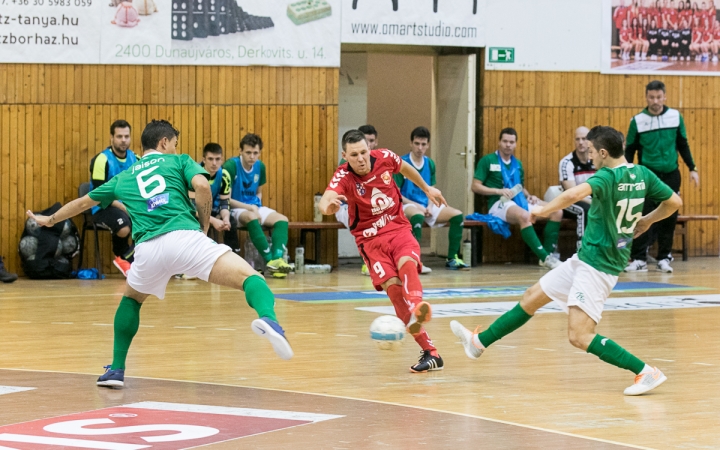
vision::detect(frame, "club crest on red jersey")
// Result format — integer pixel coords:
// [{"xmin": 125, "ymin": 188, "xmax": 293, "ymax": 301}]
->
[
  {"xmin": 381, "ymin": 171, "xmax": 392, "ymax": 185},
  {"xmin": 355, "ymin": 182, "xmax": 366, "ymax": 196}
]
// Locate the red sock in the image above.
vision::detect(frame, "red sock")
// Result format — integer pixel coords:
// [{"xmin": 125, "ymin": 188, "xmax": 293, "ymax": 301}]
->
[
  {"xmin": 399, "ymin": 260, "xmax": 423, "ymax": 307},
  {"xmin": 386, "ymin": 284, "xmax": 411, "ymax": 324},
  {"xmin": 413, "ymin": 328, "xmax": 438, "ymax": 355}
]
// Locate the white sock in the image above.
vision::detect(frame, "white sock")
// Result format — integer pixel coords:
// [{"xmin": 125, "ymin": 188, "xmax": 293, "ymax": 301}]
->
[
  {"xmin": 472, "ymin": 333, "xmax": 485, "ymax": 349},
  {"xmin": 639, "ymin": 364, "xmax": 654, "ymax": 375}
]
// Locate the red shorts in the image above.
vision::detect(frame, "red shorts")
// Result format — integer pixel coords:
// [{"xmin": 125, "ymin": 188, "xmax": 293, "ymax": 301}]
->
[{"xmin": 357, "ymin": 228, "xmax": 422, "ymax": 291}]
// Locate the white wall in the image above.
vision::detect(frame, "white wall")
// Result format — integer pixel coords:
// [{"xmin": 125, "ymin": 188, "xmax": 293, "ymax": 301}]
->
[
  {"xmin": 337, "ymin": 52, "xmax": 368, "ymax": 257},
  {"xmin": 485, "ymin": 0, "xmax": 602, "ymax": 72}
]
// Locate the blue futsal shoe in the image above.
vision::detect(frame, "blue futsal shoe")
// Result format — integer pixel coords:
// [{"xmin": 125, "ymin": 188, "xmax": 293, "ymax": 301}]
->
[
  {"xmin": 251, "ymin": 318, "xmax": 294, "ymax": 360},
  {"xmin": 97, "ymin": 365, "xmax": 125, "ymax": 388}
]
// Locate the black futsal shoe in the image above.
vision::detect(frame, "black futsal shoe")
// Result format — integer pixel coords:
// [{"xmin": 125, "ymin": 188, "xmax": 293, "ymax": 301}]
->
[
  {"xmin": 0, "ymin": 257, "xmax": 17, "ymax": 283},
  {"xmin": 409, "ymin": 350, "xmax": 444, "ymax": 373}
]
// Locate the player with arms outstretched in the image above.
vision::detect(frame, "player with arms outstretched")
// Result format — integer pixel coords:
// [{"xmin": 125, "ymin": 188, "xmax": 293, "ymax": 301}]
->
[
  {"xmin": 28, "ymin": 120, "xmax": 293, "ymax": 388},
  {"xmin": 319, "ymin": 129, "xmax": 448, "ymax": 373},
  {"xmin": 450, "ymin": 126, "xmax": 682, "ymax": 395}
]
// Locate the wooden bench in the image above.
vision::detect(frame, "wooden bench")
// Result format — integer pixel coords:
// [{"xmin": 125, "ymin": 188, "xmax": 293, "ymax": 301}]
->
[
  {"xmin": 288, "ymin": 221, "xmax": 344, "ymax": 264},
  {"xmin": 673, "ymin": 215, "xmax": 719, "ymax": 261}
]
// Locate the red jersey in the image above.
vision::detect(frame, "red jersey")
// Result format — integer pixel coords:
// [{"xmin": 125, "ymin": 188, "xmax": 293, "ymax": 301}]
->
[
  {"xmin": 620, "ymin": 28, "xmax": 632, "ymax": 42},
  {"xmin": 327, "ymin": 149, "xmax": 410, "ymax": 243},
  {"xmin": 614, "ymin": 6, "xmax": 629, "ymax": 29},
  {"xmin": 693, "ymin": 28, "xmax": 704, "ymax": 42},
  {"xmin": 703, "ymin": 27, "xmax": 714, "ymax": 41},
  {"xmin": 714, "ymin": 27, "xmax": 720, "ymax": 40}
]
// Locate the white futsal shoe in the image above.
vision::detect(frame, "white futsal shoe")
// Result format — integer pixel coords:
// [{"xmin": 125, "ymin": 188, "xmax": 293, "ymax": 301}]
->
[
  {"xmin": 624, "ymin": 367, "xmax": 667, "ymax": 396},
  {"xmin": 450, "ymin": 320, "xmax": 484, "ymax": 359}
]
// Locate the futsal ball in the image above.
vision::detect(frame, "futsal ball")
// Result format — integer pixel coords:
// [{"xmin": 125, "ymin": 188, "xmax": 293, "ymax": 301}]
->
[{"xmin": 369, "ymin": 315, "xmax": 406, "ymax": 351}]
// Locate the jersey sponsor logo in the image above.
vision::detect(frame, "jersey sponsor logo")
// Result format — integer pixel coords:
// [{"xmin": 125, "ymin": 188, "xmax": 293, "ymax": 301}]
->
[
  {"xmin": 254, "ymin": 174, "xmax": 260, "ymax": 183},
  {"xmin": 381, "ymin": 171, "xmax": 392, "ymax": 185},
  {"xmin": 355, "ymin": 182, "xmax": 366, "ymax": 196},
  {"xmin": 147, "ymin": 193, "xmax": 169, "ymax": 211},
  {"xmin": 618, "ymin": 181, "xmax": 646, "ymax": 191},
  {"xmin": 131, "ymin": 157, "xmax": 166, "ymax": 174},
  {"xmin": 329, "ymin": 169, "xmax": 348, "ymax": 189},
  {"xmin": 370, "ymin": 187, "xmax": 395, "ymax": 215},
  {"xmin": 489, "ymin": 164, "xmax": 501, "ymax": 172},
  {"xmin": 362, "ymin": 213, "xmax": 397, "ymax": 237},
  {"xmin": 617, "ymin": 237, "xmax": 630, "ymax": 249}
]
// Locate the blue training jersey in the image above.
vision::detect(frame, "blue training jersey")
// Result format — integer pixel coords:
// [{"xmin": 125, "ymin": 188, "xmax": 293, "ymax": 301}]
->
[
  {"xmin": 399, "ymin": 154, "xmax": 434, "ymax": 207},
  {"xmin": 228, "ymin": 157, "xmax": 265, "ymax": 207}
]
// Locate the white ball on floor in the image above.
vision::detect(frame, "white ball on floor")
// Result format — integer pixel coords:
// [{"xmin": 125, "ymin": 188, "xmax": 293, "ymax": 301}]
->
[{"xmin": 369, "ymin": 315, "xmax": 406, "ymax": 351}]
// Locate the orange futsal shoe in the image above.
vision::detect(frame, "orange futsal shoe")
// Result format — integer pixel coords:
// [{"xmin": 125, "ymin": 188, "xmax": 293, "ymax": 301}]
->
[{"xmin": 113, "ymin": 256, "xmax": 131, "ymax": 278}]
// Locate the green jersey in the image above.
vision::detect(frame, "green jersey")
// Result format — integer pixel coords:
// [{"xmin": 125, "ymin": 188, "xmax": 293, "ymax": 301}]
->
[
  {"xmin": 579, "ymin": 164, "xmax": 673, "ymax": 275},
  {"xmin": 88, "ymin": 152, "xmax": 209, "ymax": 244},
  {"xmin": 473, "ymin": 152, "xmax": 524, "ymax": 207}
]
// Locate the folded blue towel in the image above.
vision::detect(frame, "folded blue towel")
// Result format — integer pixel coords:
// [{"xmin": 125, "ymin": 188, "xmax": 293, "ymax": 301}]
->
[{"xmin": 465, "ymin": 213, "xmax": 511, "ymax": 239}]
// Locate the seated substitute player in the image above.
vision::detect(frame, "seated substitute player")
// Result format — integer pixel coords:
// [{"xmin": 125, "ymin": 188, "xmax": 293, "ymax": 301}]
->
[
  {"xmin": 335, "ymin": 124, "xmax": 379, "ymax": 276},
  {"xmin": 224, "ymin": 133, "xmax": 291, "ymax": 278},
  {"xmin": 197, "ymin": 143, "xmax": 239, "ymax": 253},
  {"xmin": 557, "ymin": 126, "xmax": 596, "ymax": 249},
  {"xmin": 394, "ymin": 126, "xmax": 468, "ymax": 270},
  {"xmin": 319, "ymin": 129, "xmax": 448, "ymax": 373},
  {"xmin": 471, "ymin": 128, "xmax": 562, "ymax": 269},
  {"xmin": 28, "ymin": 120, "xmax": 293, "ymax": 388},
  {"xmin": 451, "ymin": 126, "xmax": 682, "ymax": 396},
  {"xmin": 89, "ymin": 120, "xmax": 137, "ymax": 277}
]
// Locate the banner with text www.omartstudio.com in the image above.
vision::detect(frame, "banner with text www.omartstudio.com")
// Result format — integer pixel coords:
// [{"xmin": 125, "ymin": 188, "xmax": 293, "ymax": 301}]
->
[
  {"xmin": 0, "ymin": 0, "xmax": 340, "ymax": 66},
  {"xmin": 342, "ymin": 0, "xmax": 485, "ymax": 47}
]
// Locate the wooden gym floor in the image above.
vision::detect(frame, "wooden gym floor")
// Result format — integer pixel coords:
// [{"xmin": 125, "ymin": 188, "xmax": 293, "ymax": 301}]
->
[{"xmin": 0, "ymin": 257, "xmax": 719, "ymax": 449}]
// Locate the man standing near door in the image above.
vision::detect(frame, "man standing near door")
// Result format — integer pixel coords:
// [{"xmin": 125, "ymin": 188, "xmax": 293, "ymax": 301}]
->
[{"xmin": 624, "ymin": 80, "xmax": 699, "ymax": 273}]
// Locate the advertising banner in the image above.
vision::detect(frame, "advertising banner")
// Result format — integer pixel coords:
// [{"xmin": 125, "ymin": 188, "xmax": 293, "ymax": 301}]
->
[
  {"xmin": 602, "ymin": 0, "xmax": 720, "ymax": 75},
  {"xmin": 341, "ymin": 0, "xmax": 485, "ymax": 47},
  {"xmin": 1, "ymin": 0, "xmax": 340, "ymax": 66}
]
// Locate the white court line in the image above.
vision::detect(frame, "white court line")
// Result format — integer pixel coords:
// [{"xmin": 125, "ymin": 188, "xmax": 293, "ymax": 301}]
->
[
  {"xmin": 495, "ymin": 345, "xmax": 517, "ymax": 349},
  {"xmin": 92, "ymin": 323, "xmax": 113, "ymax": 326},
  {"xmin": 174, "ymin": 326, "xmax": 196, "ymax": 329},
  {"xmin": 50, "ymin": 322, "xmax": 73, "ymax": 325},
  {"xmin": 652, "ymin": 358, "xmax": 675, "ymax": 362},
  {"xmin": 0, "ymin": 367, "xmax": 655, "ymax": 450},
  {"xmin": 335, "ymin": 334, "xmax": 357, "ymax": 337},
  {"xmin": 693, "ymin": 362, "xmax": 713, "ymax": 366},
  {"xmin": 9, "ymin": 321, "xmax": 30, "ymax": 324},
  {"xmin": 138, "ymin": 325, "xmax": 154, "ymax": 328},
  {"xmin": 534, "ymin": 348, "xmax": 556, "ymax": 352}
]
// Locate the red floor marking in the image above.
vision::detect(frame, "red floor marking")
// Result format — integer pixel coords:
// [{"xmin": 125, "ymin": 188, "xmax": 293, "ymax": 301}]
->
[{"xmin": 0, "ymin": 406, "xmax": 313, "ymax": 449}]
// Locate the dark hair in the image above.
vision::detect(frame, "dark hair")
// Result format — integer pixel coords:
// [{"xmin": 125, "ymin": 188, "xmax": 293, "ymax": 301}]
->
[
  {"xmin": 141, "ymin": 120, "xmax": 179, "ymax": 151},
  {"xmin": 240, "ymin": 133, "xmax": 263, "ymax": 151},
  {"xmin": 646, "ymin": 80, "xmax": 666, "ymax": 93},
  {"xmin": 358, "ymin": 125, "xmax": 377, "ymax": 136},
  {"xmin": 203, "ymin": 142, "xmax": 223, "ymax": 156},
  {"xmin": 587, "ymin": 125, "xmax": 625, "ymax": 158},
  {"xmin": 410, "ymin": 126, "xmax": 431, "ymax": 142},
  {"xmin": 110, "ymin": 120, "xmax": 131, "ymax": 136},
  {"xmin": 342, "ymin": 129, "xmax": 367, "ymax": 150},
  {"xmin": 498, "ymin": 127, "xmax": 518, "ymax": 141}
]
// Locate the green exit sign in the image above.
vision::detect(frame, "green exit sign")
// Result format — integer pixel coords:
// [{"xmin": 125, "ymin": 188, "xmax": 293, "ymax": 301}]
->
[{"xmin": 489, "ymin": 47, "xmax": 514, "ymax": 63}]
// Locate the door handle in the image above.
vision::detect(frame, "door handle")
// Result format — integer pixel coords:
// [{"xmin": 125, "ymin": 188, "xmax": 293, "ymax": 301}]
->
[{"xmin": 456, "ymin": 152, "xmax": 466, "ymax": 156}]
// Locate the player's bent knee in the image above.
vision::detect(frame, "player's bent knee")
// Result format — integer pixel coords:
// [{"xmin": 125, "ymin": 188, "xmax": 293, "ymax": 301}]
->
[
  {"xmin": 116, "ymin": 226, "xmax": 131, "ymax": 238},
  {"xmin": 397, "ymin": 255, "xmax": 418, "ymax": 269},
  {"xmin": 381, "ymin": 277, "xmax": 401, "ymax": 291},
  {"xmin": 208, "ymin": 251, "xmax": 261, "ymax": 290},
  {"xmin": 567, "ymin": 328, "xmax": 592, "ymax": 350}
]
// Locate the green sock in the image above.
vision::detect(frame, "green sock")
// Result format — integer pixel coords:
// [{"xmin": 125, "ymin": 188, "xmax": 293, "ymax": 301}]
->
[
  {"xmin": 271, "ymin": 220, "xmax": 289, "ymax": 260},
  {"xmin": 478, "ymin": 303, "xmax": 533, "ymax": 347},
  {"xmin": 243, "ymin": 275, "xmax": 277, "ymax": 321},
  {"xmin": 447, "ymin": 214, "xmax": 464, "ymax": 259},
  {"xmin": 543, "ymin": 220, "xmax": 562, "ymax": 254},
  {"xmin": 521, "ymin": 226, "xmax": 549, "ymax": 261},
  {"xmin": 410, "ymin": 214, "xmax": 424, "ymax": 241},
  {"xmin": 587, "ymin": 334, "xmax": 646, "ymax": 374},
  {"xmin": 247, "ymin": 219, "xmax": 272, "ymax": 262},
  {"xmin": 111, "ymin": 296, "xmax": 142, "ymax": 370}
]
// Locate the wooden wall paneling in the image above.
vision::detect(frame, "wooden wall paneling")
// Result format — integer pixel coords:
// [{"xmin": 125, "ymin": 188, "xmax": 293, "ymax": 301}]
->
[{"xmin": 1, "ymin": 107, "xmax": 10, "ymax": 263}]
